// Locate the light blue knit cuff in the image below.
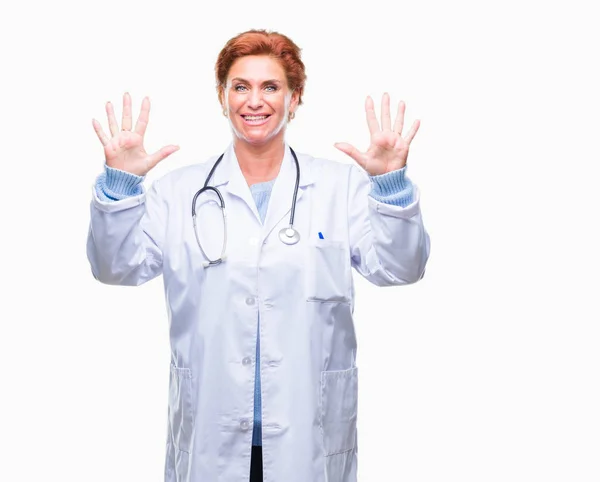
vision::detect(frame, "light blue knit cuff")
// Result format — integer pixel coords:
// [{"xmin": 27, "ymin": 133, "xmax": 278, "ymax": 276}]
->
[
  {"xmin": 369, "ymin": 166, "xmax": 414, "ymax": 207},
  {"xmin": 94, "ymin": 165, "xmax": 145, "ymax": 202}
]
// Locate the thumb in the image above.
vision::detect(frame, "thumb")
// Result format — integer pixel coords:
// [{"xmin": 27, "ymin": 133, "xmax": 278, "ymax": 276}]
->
[
  {"xmin": 147, "ymin": 145, "xmax": 180, "ymax": 171},
  {"xmin": 334, "ymin": 142, "xmax": 365, "ymax": 169}
]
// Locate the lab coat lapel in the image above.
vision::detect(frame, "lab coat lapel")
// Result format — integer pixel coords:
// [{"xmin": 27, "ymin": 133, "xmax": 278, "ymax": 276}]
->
[
  {"xmin": 210, "ymin": 142, "xmax": 314, "ymax": 238},
  {"xmin": 211, "ymin": 143, "xmax": 262, "ymax": 223},
  {"xmin": 261, "ymin": 144, "xmax": 312, "ymax": 242}
]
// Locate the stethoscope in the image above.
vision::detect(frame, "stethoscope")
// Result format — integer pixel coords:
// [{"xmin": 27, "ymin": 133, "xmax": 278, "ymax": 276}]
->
[{"xmin": 192, "ymin": 146, "xmax": 301, "ymax": 268}]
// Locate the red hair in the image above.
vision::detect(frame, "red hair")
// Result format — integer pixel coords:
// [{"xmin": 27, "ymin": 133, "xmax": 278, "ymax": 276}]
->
[{"xmin": 215, "ymin": 29, "xmax": 307, "ymax": 108}]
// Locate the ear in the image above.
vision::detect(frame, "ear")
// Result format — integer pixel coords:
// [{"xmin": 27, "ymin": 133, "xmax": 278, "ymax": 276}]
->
[
  {"xmin": 217, "ymin": 85, "xmax": 225, "ymax": 110},
  {"xmin": 289, "ymin": 89, "xmax": 300, "ymax": 114}
]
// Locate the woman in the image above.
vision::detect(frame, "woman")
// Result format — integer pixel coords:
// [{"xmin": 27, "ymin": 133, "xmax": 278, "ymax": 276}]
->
[{"xmin": 88, "ymin": 29, "xmax": 430, "ymax": 482}]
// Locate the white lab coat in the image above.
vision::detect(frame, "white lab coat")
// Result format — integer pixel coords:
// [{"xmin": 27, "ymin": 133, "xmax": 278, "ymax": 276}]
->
[{"xmin": 87, "ymin": 142, "xmax": 430, "ymax": 482}]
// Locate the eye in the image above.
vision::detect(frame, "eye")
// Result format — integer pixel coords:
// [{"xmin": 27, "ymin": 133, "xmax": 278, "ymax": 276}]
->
[
  {"xmin": 234, "ymin": 84, "xmax": 247, "ymax": 92},
  {"xmin": 265, "ymin": 84, "xmax": 278, "ymax": 92}
]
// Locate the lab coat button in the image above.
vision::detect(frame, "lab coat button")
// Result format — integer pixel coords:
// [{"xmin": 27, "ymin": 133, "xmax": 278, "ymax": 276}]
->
[
  {"xmin": 245, "ymin": 297, "xmax": 255, "ymax": 306},
  {"xmin": 240, "ymin": 419, "xmax": 250, "ymax": 431},
  {"xmin": 242, "ymin": 357, "xmax": 252, "ymax": 366}
]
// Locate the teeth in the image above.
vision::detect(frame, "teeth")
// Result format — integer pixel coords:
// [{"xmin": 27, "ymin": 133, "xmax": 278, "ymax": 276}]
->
[{"xmin": 244, "ymin": 115, "xmax": 268, "ymax": 120}]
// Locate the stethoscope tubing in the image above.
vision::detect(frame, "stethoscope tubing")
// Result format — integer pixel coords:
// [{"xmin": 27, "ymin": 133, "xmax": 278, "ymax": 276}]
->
[{"xmin": 191, "ymin": 146, "xmax": 301, "ymax": 266}]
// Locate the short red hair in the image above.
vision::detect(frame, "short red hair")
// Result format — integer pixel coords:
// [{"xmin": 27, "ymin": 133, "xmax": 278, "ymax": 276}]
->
[{"xmin": 215, "ymin": 29, "xmax": 307, "ymax": 108}]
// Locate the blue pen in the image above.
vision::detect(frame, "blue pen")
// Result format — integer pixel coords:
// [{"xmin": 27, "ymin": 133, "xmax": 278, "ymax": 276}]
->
[{"xmin": 318, "ymin": 232, "xmax": 324, "ymax": 239}]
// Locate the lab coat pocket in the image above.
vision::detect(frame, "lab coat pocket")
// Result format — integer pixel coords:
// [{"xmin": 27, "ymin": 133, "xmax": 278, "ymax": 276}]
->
[
  {"xmin": 306, "ymin": 240, "xmax": 350, "ymax": 303},
  {"xmin": 169, "ymin": 364, "xmax": 194, "ymax": 454},
  {"xmin": 320, "ymin": 366, "xmax": 358, "ymax": 456}
]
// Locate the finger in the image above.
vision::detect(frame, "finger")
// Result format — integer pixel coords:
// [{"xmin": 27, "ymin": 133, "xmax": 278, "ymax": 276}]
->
[
  {"xmin": 146, "ymin": 145, "xmax": 180, "ymax": 171},
  {"xmin": 134, "ymin": 96, "xmax": 150, "ymax": 137},
  {"xmin": 381, "ymin": 92, "xmax": 391, "ymax": 131},
  {"xmin": 122, "ymin": 92, "xmax": 133, "ymax": 131},
  {"xmin": 393, "ymin": 100, "xmax": 406, "ymax": 135},
  {"xmin": 365, "ymin": 96, "xmax": 380, "ymax": 136},
  {"xmin": 106, "ymin": 101, "xmax": 119, "ymax": 137},
  {"xmin": 334, "ymin": 142, "xmax": 367, "ymax": 169},
  {"xmin": 92, "ymin": 118, "xmax": 110, "ymax": 146},
  {"xmin": 404, "ymin": 119, "xmax": 421, "ymax": 145}
]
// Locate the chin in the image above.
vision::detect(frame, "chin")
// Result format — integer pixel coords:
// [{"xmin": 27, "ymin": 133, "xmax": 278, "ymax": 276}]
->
[
  {"xmin": 238, "ymin": 132, "xmax": 270, "ymax": 145},
  {"xmin": 232, "ymin": 125, "xmax": 285, "ymax": 145}
]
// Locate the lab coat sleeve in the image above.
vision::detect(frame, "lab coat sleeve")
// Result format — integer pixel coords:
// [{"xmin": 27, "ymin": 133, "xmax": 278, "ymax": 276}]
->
[
  {"xmin": 86, "ymin": 175, "xmax": 167, "ymax": 286},
  {"xmin": 348, "ymin": 164, "xmax": 430, "ymax": 286}
]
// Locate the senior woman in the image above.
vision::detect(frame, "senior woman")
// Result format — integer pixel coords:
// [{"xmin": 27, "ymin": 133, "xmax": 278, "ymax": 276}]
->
[{"xmin": 87, "ymin": 29, "xmax": 430, "ymax": 482}]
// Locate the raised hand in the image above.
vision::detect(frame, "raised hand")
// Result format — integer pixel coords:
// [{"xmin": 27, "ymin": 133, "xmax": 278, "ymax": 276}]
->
[
  {"xmin": 92, "ymin": 92, "xmax": 180, "ymax": 176},
  {"xmin": 334, "ymin": 93, "xmax": 420, "ymax": 176}
]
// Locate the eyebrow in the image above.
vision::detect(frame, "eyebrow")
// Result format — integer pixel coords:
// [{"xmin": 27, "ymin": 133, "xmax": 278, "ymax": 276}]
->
[{"xmin": 231, "ymin": 78, "xmax": 282, "ymax": 85}]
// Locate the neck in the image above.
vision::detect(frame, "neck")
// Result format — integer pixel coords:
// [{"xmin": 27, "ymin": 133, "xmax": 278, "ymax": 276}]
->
[{"xmin": 233, "ymin": 135, "xmax": 286, "ymax": 184}]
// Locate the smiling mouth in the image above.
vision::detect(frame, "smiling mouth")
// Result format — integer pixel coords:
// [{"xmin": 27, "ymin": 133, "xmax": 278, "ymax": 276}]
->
[{"xmin": 241, "ymin": 114, "xmax": 271, "ymax": 125}]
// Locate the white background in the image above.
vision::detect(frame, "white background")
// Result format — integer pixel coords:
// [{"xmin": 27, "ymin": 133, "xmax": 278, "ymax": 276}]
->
[{"xmin": 1, "ymin": 0, "xmax": 599, "ymax": 480}]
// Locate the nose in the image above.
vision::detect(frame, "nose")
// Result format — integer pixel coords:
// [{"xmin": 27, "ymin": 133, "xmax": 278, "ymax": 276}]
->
[{"xmin": 247, "ymin": 88, "xmax": 264, "ymax": 109}]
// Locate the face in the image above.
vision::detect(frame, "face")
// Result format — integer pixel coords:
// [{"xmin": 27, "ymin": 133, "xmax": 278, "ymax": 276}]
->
[{"xmin": 222, "ymin": 55, "xmax": 299, "ymax": 146}]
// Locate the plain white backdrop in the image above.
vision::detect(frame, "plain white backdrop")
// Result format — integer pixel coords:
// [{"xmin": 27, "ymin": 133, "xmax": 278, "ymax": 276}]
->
[{"xmin": 1, "ymin": 0, "xmax": 599, "ymax": 480}]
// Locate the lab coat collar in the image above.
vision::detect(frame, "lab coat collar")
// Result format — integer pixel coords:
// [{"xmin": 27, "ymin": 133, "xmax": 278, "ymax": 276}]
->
[
  {"xmin": 209, "ymin": 141, "xmax": 315, "ymax": 234},
  {"xmin": 210, "ymin": 141, "xmax": 314, "ymax": 189}
]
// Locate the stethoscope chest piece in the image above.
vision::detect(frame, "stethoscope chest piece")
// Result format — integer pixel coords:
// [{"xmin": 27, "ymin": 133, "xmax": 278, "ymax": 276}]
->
[{"xmin": 279, "ymin": 226, "xmax": 300, "ymax": 245}]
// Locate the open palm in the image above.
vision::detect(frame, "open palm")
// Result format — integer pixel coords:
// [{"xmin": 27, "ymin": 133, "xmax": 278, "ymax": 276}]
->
[
  {"xmin": 92, "ymin": 92, "xmax": 179, "ymax": 176},
  {"xmin": 335, "ymin": 93, "xmax": 420, "ymax": 175}
]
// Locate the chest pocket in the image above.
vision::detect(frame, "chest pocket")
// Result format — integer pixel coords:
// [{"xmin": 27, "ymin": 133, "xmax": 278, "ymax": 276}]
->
[{"xmin": 305, "ymin": 240, "xmax": 350, "ymax": 303}]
